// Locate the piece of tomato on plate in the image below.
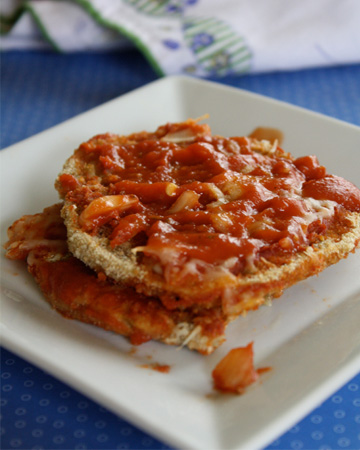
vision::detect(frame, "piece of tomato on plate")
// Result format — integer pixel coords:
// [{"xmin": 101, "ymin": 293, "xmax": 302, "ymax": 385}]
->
[{"xmin": 212, "ymin": 342, "xmax": 259, "ymax": 394}]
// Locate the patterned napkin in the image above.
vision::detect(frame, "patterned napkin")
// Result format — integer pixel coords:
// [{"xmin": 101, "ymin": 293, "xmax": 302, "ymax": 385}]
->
[{"xmin": 1, "ymin": 0, "xmax": 360, "ymax": 77}]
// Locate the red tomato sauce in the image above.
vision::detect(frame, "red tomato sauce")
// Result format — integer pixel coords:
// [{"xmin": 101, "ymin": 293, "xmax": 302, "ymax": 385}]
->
[{"xmin": 58, "ymin": 123, "xmax": 360, "ymax": 278}]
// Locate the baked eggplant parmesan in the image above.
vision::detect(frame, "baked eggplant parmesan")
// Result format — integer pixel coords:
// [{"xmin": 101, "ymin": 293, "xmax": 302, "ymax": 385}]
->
[
  {"xmin": 5, "ymin": 118, "xmax": 360, "ymax": 354},
  {"xmin": 55, "ymin": 119, "xmax": 360, "ymax": 317}
]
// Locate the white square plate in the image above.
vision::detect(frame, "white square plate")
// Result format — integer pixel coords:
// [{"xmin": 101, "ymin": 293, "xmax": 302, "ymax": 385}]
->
[{"xmin": 1, "ymin": 76, "xmax": 360, "ymax": 450}]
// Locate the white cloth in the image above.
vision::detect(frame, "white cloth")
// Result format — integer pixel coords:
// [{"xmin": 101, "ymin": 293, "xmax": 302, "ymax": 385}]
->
[{"xmin": 1, "ymin": 0, "xmax": 360, "ymax": 77}]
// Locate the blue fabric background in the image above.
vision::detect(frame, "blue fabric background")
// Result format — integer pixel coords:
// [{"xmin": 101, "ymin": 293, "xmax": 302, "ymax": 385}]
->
[{"xmin": 1, "ymin": 50, "xmax": 360, "ymax": 450}]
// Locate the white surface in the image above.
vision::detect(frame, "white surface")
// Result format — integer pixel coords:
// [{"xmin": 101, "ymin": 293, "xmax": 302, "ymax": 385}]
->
[{"xmin": 1, "ymin": 76, "xmax": 360, "ymax": 450}]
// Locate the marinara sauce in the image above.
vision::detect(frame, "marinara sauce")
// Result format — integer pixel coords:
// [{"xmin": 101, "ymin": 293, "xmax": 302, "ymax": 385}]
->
[{"xmin": 58, "ymin": 120, "xmax": 360, "ymax": 279}]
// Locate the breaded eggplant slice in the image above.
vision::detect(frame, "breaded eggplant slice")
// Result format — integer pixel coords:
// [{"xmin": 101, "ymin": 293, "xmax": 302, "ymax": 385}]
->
[
  {"xmin": 55, "ymin": 119, "xmax": 360, "ymax": 315},
  {"xmin": 4, "ymin": 204, "xmax": 229, "ymax": 354}
]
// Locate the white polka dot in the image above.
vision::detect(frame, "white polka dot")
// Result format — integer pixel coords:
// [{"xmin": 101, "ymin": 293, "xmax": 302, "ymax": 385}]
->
[
  {"xmin": 142, "ymin": 437, "xmax": 154, "ymax": 446},
  {"xmin": 53, "ymin": 420, "xmax": 65, "ymax": 429},
  {"xmin": 75, "ymin": 444, "xmax": 87, "ymax": 450},
  {"xmin": 1, "ymin": 372, "xmax": 11, "ymax": 379},
  {"xmin": 120, "ymin": 427, "xmax": 132, "ymax": 436},
  {"xmin": 39, "ymin": 399, "xmax": 50, "ymax": 406},
  {"xmin": 95, "ymin": 420, "xmax": 106, "ymax": 429},
  {"xmin": 332, "ymin": 395, "xmax": 343, "ymax": 404},
  {"xmin": 355, "ymin": 414, "xmax": 360, "ymax": 424},
  {"xmin": 24, "ymin": 380, "xmax": 34, "ymax": 388},
  {"xmin": 5, "ymin": 358, "xmax": 15, "ymax": 365},
  {"xmin": 270, "ymin": 441, "xmax": 281, "ymax": 448},
  {"xmin": 97, "ymin": 433, "xmax": 109, "ymax": 443},
  {"xmin": 311, "ymin": 431, "xmax": 324, "ymax": 440},
  {"xmin": 15, "ymin": 407, "xmax": 27, "ymax": 416},
  {"xmin": 32, "ymin": 429, "xmax": 44, "ymax": 438},
  {"xmin": 2, "ymin": 384, "xmax": 13, "ymax": 392},
  {"xmin": 76, "ymin": 414, "xmax": 88, "ymax": 423},
  {"xmin": 21, "ymin": 394, "xmax": 32, "ymax": 401},
  {"xmin": 74, "ymin": 429, "xmax": 86, "ymax": 438},
  {"xmin": 35, "ymin": 415, "xmax": 47, "ymax": 424},
  {"xmin": 57, "ymin": 405, "xmax": 68, "ymax": 414},
  {"xmin": 0, "ymin": 399, "xmax": 7, "ymax": 406},
  {"xmin": 348, "ymin": 383, "xmax": 359, "ymax": 391},
  {"xmin": 23, "ymin": 367, "xmax": 33, "ymax": 374},
  {"xmin": 289, "ymin": 425, "xmax": 300, "ymax": 433},
  {"xmin": 10, "ymin": 438, "xmax": 22, "ymax": 448},
  {"xmin": 77, "ymin": 401, "xmax": 89, "ymax": 409},
  {"xmin": 60, "ymin": 390, "xmax": 70, "ymax": 399},
  {"xmin": 15, "ymin": 420, "xmax": 27, "ymax": 429},
  {"xmin": 334, "ymin": 409, "xmax": 346, "ymax": 419},
  {"xmin": 116, "ymin": 445, "xmax": 129, "ymax": 450},
  {"xmin": 53, "ymin": 435, "xmax": 65, "ymax": 444},
  {"xmin": 311, "ymin": 414, "xmax": 323, "ymax": 424},
  {"xmin": 290, "ymin": 440, "xmax": 304, "ymax": 449},
  {"xmin": 334, "ymin": 424, "xmax": 346, "ymax": 433},
  {"xmin": 338, "ymin": 437, "xmax": 351, "ymax": 447},
  {"xmin": 353, "ymin": 398, "xmax": 360, "ymax": 407},
  {"xmin": 42, "ymin": 383, "xmax": 53, "ymax": 391}
]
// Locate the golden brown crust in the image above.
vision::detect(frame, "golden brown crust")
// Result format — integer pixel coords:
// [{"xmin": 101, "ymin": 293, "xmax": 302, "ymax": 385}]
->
[
  {"xmin": 5, "ymin": 118, "xmax": 360, "ymax": 355},
  {"xmin": 62, "ymin": 203, "xmax": 360, "ymax": 316},
  {"xmin": 4, "ymin": 204, "xmax": 227, "ymax": 354},
  {"xmin": 56, "ymin": 120, "xmax": 360, "ymax": 318}
]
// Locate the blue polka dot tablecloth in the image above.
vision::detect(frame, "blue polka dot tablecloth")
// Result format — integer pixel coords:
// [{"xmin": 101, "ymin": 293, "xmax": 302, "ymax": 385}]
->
[
  {"xmin": 1, "ymin": 347, "xmax": 360, "ymax": 450},
  {"xmin": 1, "ymin": 51, "xmax": 360, "ymax": 450}
]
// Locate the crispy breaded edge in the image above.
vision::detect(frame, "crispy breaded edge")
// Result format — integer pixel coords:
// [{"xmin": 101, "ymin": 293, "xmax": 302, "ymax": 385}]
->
[
  {"xmin": 30, "ymin": 258, "xmax": 226, "ymax": 354},
  {"xmin": 219, "ymin": 212, "xmax": 360, "ymax": 315},
  {"xmin": 63, "ymin": 199, "xmax": 360, "ymax": 315},
  {"xmin": 39, "ymin": 259, "xmax": 227, "ymax": 354},
  {"xmin": 4, "ymin": 203, "xmax": 227, "ymax": 355},
  {"xmin": 57, "ymin": 138, "xmax": 288, "ymax": 293},
  {"xmin": 57, "ymin": 137, "xmax": 360, "ymax": 314},
  {"xmin": 42, "ymin": 293, "xmax": 226, "ymax": 355},
  {"xmin": 63, "ymin": 203, "xmax": 145, "ymax": 282}
]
